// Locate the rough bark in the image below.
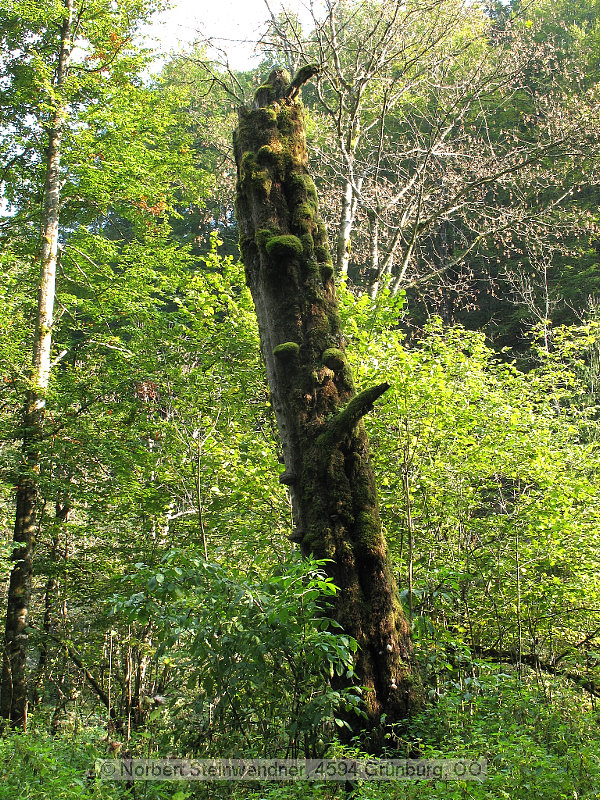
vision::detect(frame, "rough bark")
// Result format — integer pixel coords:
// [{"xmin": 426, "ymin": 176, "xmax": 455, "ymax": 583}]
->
[
  {"xmin": 33, "ymin": 498, "xmax": 69, "ymax": 708},
  {"xmin": 1, "ymin": 0, "xmax": 73, "ymax": 728},
  {"xmin": 233, "ymin": 68, "xmax": 419, "ymax": 744}
]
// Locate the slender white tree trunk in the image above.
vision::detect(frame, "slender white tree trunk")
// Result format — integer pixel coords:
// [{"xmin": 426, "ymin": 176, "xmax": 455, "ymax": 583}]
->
[{"xmin": 1, "ymin": 0, "xmax": 73, "ymax": 728}]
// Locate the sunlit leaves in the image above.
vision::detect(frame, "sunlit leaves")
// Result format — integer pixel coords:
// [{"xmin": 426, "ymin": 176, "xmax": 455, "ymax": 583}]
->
[{"xmin": 340, "ymin": 287, "xmax": 600, "ymax": 693}]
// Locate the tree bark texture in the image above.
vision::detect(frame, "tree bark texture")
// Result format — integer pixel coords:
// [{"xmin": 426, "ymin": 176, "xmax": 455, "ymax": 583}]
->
[
  {"xmin": 1, "ymin": 0, "xmax": 73, "ymax": 728},
  {"xmin": 233, "ymin": 69, "xmax": 419, "ymax": 739}
]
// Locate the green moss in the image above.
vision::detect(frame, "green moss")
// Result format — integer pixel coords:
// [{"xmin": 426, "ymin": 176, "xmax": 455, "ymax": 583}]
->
[
  {"xmin": 355, "ymin": 509, "xmax": 381, "ymax": 551},
  {"xmin": 265, "ymin": 234, "xmax": 303, "ymax": 260},
  {"xmin": 240, "ymin": 150, "xmax": 272, "ymax": 195},
  {"xmin": 300, "ymin": 233, "xmax": 314, "ymax": 258},
  {"xmin": 353, "ymin": 470, "xmax": 377, "ymax": 507},
  {"xmin": 327, "ymin": 309, "xmax": 342, "ymax": 333},
  {"xmin": 314, "ymin": 245, "xmax": 330, "ymax": 263},
  {"xmin": 273, "ymin": 341, "xmax": 300, "ymax": 359},
  {"xmin": 294, "ymin": 63, "xmax": 320, "ymax": 86},
  {"xmin": 236, "ymin": 109, "xmax": 276, "ymax": 157},
  {"xmin": 240, "ymin": 150, "xmax": 256, "ymax": 174},
  {"xmin": 253, "ymin": 171, "xmax": 272, "ymax": 194},
  {"xmin": 290, "ymin": 172, "xmax": 318, "ymax": 202},
  {"xmin": 302, "ymin": 523, "xmax": 335, "ymax": 558},
  {"xmin": 293, "ymin": 202, "xmax": 316, "ymax": 233},
  {"xmin": 254, "ymin": 83, "xmax": 276, "ymax": 107},
  {"xmin": 256, "ymin": 145, "xmax": 276, "ymax": 167},
  {"xmin": 313, "ymin": 221, "xmax": 328, "ymax": 248},
  {"xmin": 310, "ymin": 331, "xmax": 329, "ymax": 352},
  {"xmin": 256, "ymin": 144, "xmax": 287, "ymax": 179},
  {"xmin": 256, "ymin": 107, "xmax": 277, "ymax": 125},
  {"xmin": 301, "ymin": 196, "xmax": 318, "ymax": 212},
  {"xmin": 322, "ymin": 347, "xmax": 346, "ymax": 371},
  {"xmin": 341, "ymin": 362, "xmax": 355, "ymax": 390},
  {"xmin": 317, "ymin": 383, "xmax": 389, "ymax": 449},
  {"xmin": 305, "ymin": 306, "xmax": 330, "ymax": 351},
  {"xmin": 289, "ymin": 173, "xmax": 319, "ymax": 215},
  {"xmin": 255, "ymin": 228, "xmax": 277, "ymax": 249},
  {"xmin": 321, "ymin": 261, "xmax": 334, "ymax": 280},
  {"xmin": 277, "ymin": 106, "xmax": 295, "ymax": 135}
]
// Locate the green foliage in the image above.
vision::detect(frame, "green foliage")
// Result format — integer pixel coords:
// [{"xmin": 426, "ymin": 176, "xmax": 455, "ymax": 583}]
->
[
  {"xmin": 0, "ymin": 725, "xmax": 119, "ymax": 800},
  {"xmin": 2, "ymin": 4, "xmax": 600, "ymax": 798},
  {"xmin": 0, "ymin": 723, "xmax": 200, "ymax": 799},
  {"xmin": 7, "ymin": 672, "xmax": 600, "ymax": 799},
  {"xmin": 313, "ymin": 670, "xmax": 600, "ymax": 799},
  {"xmin": 397, "ymin": 669, "xmax": 600, "ymax": 800},
  {"xmin": 340, "ymin": 287, "xmax": 600, "ymax": 713},
  {"xmin": 112, "ymin": 552, "xmax": 361, "ymax": 757}
]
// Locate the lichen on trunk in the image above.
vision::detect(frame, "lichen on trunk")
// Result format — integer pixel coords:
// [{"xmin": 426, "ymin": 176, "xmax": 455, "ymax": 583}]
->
[{"xmin": 233, "ymin": 68, "xmax": 420, "ymax": 744}]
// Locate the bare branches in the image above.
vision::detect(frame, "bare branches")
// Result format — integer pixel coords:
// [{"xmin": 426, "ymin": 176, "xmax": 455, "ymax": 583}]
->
[
  {"xmin": 262, "ymin": 0, "xmax": 600, "ymax": 299},
  {"xmin": 175, "ymin": 53, "xmax": 248, "ymax": 105}
]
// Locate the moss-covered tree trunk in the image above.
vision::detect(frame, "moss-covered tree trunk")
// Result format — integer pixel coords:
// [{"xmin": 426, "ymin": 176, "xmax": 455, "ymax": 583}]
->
[{"xmin": 234, "ymin": 68, "xmax": 419, "ymax": 742}]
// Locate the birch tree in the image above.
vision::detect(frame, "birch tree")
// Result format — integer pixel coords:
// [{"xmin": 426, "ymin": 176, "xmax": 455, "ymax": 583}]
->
[{"xmin": 0, "ymin": 0, "xmax": 162, "ymax": 728}]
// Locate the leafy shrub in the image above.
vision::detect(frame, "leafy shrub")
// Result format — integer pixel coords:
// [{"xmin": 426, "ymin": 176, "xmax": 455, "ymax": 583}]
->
[{"xmin": 113, "ymin": 551, "xmax": 361, "ymax": 758}]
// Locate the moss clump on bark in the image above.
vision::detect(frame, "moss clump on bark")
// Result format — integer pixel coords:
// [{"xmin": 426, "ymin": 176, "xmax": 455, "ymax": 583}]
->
[
  {"xmin": 300, "ymin": 233, "xmax": 315, "ymax": 258},
  {"xmin": 265, "ymin": 234, "xmax": 303, "ymax": 260},
  {"xmin": 276, "ymin": 105, "xmax": 295, "ymax": 136},
  {"xmin": 257, "ymin": 144, "xmax": 275, "ymax": 159},
  {"xmin": 314, "ymin": 245, "xmax": 330, "ymax": 263},
  {"xmin": 302, "ymin": 522, "xmax": 335, "ymax": 558},
  {"xmin": 321, "ymin": 262, "xmax": 334, "ymax": 280},
  {"xmin": 328, "ymin": 309, "xmax": 342, "ymax": 329},
  {"xmin": 253, "ymin": 68, "xmax": 291, "ymax": 108},
  {"xmin": 352, "ymin": 467, "xmax": 378, "ymax": 508},
  {"xmin": 256, "ymin": 143, "xmax": 287, "ymax": 179},
  {"xmin": 322, "ymin": 347, "xmax": 346, "ymax": 371},
  {"xmin": 253, "ymin": 82, "xmax": 280, "ymax": 109},
  {"xmin": 317, "ymin": 383, "xmax": 390, "ymax": 449},
  {"xmin": 240, "ymin": 152, "xmax": 272, "ymax": 196},
  {"xmin": 253, "ymin": 107, "xmax": 278, "ymax": 124},
  {"xmin": 255, "ymin": 228, "xmax": 278, "ymax": 250},
  {"xmin": 354, "ymin": 509, "xmax": 382, "ymax": 552},
  {"xmin": 293, "ymin": 202, "xmax": 316, "ymax": 233},
  {"xmin": 322, "ymin": 346, "xmax": 352, "ymax": 385},
  {"xmin": 290, "ymin": 172, "xmax": 318, "ymax": 205},
  {"xmin": 273, "ymin": 341, "xmax": 300, "ymax": 360}
]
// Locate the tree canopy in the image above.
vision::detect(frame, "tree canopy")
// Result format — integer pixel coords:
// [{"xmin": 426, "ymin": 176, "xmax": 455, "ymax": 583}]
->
[{"xmin": 1, "ymin": 0, "xmax": 600, "ymax": 797}]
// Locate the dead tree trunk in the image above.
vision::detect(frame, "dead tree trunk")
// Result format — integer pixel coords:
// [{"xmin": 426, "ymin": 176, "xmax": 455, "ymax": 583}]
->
[{"xmin": 234, "ymin": 68, "xmax": 419, "ymax": 743}]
